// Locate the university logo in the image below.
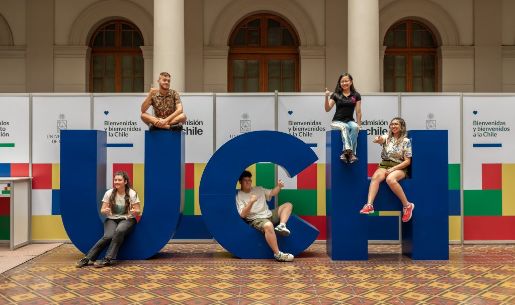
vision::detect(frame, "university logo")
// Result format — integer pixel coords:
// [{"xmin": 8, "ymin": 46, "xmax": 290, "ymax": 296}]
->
[
  {"xmin": 240, "ymin": 113, "xmax": 251, "ymax": 133},
  {"xmin": 57, "ymin": 114, "xmax": 67, "ymax": 132},
  {"xmin": 426, "ymin": 113, "xmax": 436, "ymax": 129}
]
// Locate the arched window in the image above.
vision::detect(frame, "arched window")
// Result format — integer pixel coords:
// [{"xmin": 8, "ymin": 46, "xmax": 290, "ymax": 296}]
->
[
  {"xmin": 228, "ymin": 13, "xmax": 300, "ymax": 92},
  {"xmin": 89, "ymin": 20, "xmax": 144, "ymax": 92},
  {"xmin": 383, "ymin": 20, "xmax": 438, "ymax": 92}
]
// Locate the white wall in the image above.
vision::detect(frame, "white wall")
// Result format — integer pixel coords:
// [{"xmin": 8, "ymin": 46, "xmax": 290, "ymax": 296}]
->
[
  {"xmin": 503, "ymin": 47, "xmax": 515, "ymax": 92},
  {"xmin": 0, "ymin": 0, "xmax": 26, "ymax": 45},
  {"xmin": 325, "ymin": 0, "xmax": 347, "ymax": 90},
  {"xmin": 502, "ymin": 0, "xmax": 515, "ymax": 46},
  {"xmin": 0, "ymin": 47, "xmax": 26, "ymax": 92},
  {"xmin": 54, "ymin": 0, "xmax": 153, "ymax": 45},
  {"xmin": 431, "ymin": 0, "xmax": 473, "ymax": 45},
  {"xmin": 502, "ymin": 0, "xmax": 515, "ymax": 92},
  {"xmin": 55, "ymin": 0, "xmax": 96, "ymax": 45},
  {"xmin": 474, "ymin": 0, "xmax": 502, "ymax": 92},
  {"xmin": 26, "ymin": 0, "xmax": 54, "ymax": 92},
  {"xmin": 294, "ymin": 0, "xmax": 325, "ymax": 45},
  {"xmin": 440, "ymin": 46, "xmax": 474, "ymax": 92},
  {"xmin": 0, "ymin": 1, "xmax": 26, "ymax": 92},
  {"xmin": 0, "ymin": 0, "xmax": 513, "ymax": 93},
  {"xmin": 185, "ymin": 0, "xmax": 203, "ymax": 92}
]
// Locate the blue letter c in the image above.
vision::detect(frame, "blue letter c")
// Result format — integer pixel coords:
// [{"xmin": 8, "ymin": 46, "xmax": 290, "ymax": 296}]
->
[{"xmin": 199, "ymin": 131, "xmax": 319, "ymax": 258}]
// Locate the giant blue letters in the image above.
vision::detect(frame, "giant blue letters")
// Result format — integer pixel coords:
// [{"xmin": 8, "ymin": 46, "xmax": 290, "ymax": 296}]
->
[
  {"xmin": 60, "ymin": 130, "xmax": 184, "ymax": 259},
  {"xmin": 199, "ymin": 131, "xmax": 320, "ymax": 258},
  {"xmin": 61, "ymin": 130, "xmax": 319, "ymax": 259},
  {"xmin": 326, "ymin": 130, "xmax": 449, "ymax": 260},
  {"xmin": 60, "ymin": 131, "xmax": 107, "ymax": 256},
  {"xmin": 61, "ymin": 128, "xmax": 445, "ymax": 260}
]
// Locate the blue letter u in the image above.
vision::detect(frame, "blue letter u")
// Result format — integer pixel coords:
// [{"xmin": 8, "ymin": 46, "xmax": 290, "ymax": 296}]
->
[{"xmin": 60, "ymin": 130, "xmax": 184, "ymax": 259}]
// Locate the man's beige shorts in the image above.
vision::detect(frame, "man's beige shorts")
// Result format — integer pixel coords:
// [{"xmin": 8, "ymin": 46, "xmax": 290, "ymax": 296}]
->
[{"xmin": 248, "ymin": 208, "xmax": 280, "ymax": 232}]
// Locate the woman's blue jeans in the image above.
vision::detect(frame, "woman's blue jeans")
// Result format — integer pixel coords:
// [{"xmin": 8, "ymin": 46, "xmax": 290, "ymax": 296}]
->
[{"xmin": 331, "ymin": 120, "xmax": 359, "ymax": 154}]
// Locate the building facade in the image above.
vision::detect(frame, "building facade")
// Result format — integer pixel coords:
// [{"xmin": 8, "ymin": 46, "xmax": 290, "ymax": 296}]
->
[{"xmin": 0, "ymin": 0, "xmax": 515, "ymax": 93}]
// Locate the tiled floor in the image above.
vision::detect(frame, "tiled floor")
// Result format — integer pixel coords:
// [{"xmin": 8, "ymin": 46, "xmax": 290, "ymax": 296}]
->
[
  {"xmin": 0, "ymin": 243, "xmax": 514, "ymax": 304},
  {"xmin": 0, "ymin": 243, "xmax": 62, "ymax": 274}
]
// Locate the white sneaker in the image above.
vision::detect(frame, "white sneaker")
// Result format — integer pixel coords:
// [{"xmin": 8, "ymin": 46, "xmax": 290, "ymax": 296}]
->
[
  {"xmin": 274, "ymin": 251, "xmax": 294, "ymax": 262},
  {"xmin": 274, "ymin": 224, "xmax": 291, "ymax": 236}
]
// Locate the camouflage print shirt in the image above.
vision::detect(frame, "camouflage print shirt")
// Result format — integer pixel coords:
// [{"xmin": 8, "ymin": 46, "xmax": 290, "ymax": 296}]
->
[{"xmin": 151, "ymin": 89, "xmax": 182, "ymax": 119}]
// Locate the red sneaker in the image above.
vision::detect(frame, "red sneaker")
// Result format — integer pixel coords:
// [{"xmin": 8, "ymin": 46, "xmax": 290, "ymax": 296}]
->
[
  {"xmin": 359, "ymin": 203, "xmax": 374, "ymax": 214},
  {"xmin": 402, "ymin": 203, "xmax": 415, "ymax": 222}
]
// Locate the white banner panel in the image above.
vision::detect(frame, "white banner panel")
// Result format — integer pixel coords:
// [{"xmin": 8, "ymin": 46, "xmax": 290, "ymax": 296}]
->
[
  {"xmin": 277, "ymin": 94, "xmax": 331, "ymax": 187},
  {"xmin": 360, "ymin": 95, "xmax": 399, "ymax": 163},
  {"xmin": 0, "ymin": 96, "xmax": 29, "ymax": 163},
  {"xmin": 93, "ymin": 94, "xmax": 147, "ymax": 183},
  {"xmin": 463, "ymin": 95, "xmax": 515, "ymax": 189},
  {"xmin": 32, "ymin": 95, "xmax": 91, "ymax": 163},
  {"xmin": 182, "ymin": 94, "xmax": 214, "ymax": 163},
  {"xmin": 278, "ymin": 94, "xmax": 332, "ymax": 163},
  {"xmin": 215, "ymin": 94, "xmax": 275, "ymax": 149},
  {"xmin": 401, "ymin": 94, "xmax": 461, "ymax": 163}
]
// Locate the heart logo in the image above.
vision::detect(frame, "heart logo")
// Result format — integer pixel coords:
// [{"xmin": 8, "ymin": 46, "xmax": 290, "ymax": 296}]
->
[
  {"xmin": 104, "ymin": 110, "xmax": 109, "ymax": 115},
  {"xmin": 288, "ymin": 110, "xmax": 293, "ymax": 115},
  {"xmin": 473, "ymin": 111, "xmax": 478, "ymax": 115}
]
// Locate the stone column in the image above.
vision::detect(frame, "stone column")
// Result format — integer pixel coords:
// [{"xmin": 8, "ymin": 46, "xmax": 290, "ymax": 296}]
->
[
  {"xmin": 153, "ymin": 0, "xmax": 185, "ymax": 91},
  {"xmin": 348, "ymin": 0, "xmax": 380, "ymax": 92}
]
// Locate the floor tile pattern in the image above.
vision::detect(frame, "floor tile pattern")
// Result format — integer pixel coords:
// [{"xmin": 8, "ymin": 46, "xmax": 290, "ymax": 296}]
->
[
  {"xmin": 0, "ymin": 244, "xmax": 514, "ymax": 304},
  {"xmin": 0, "ymin": 243, "xmax": 62, "ymax": 273}
]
